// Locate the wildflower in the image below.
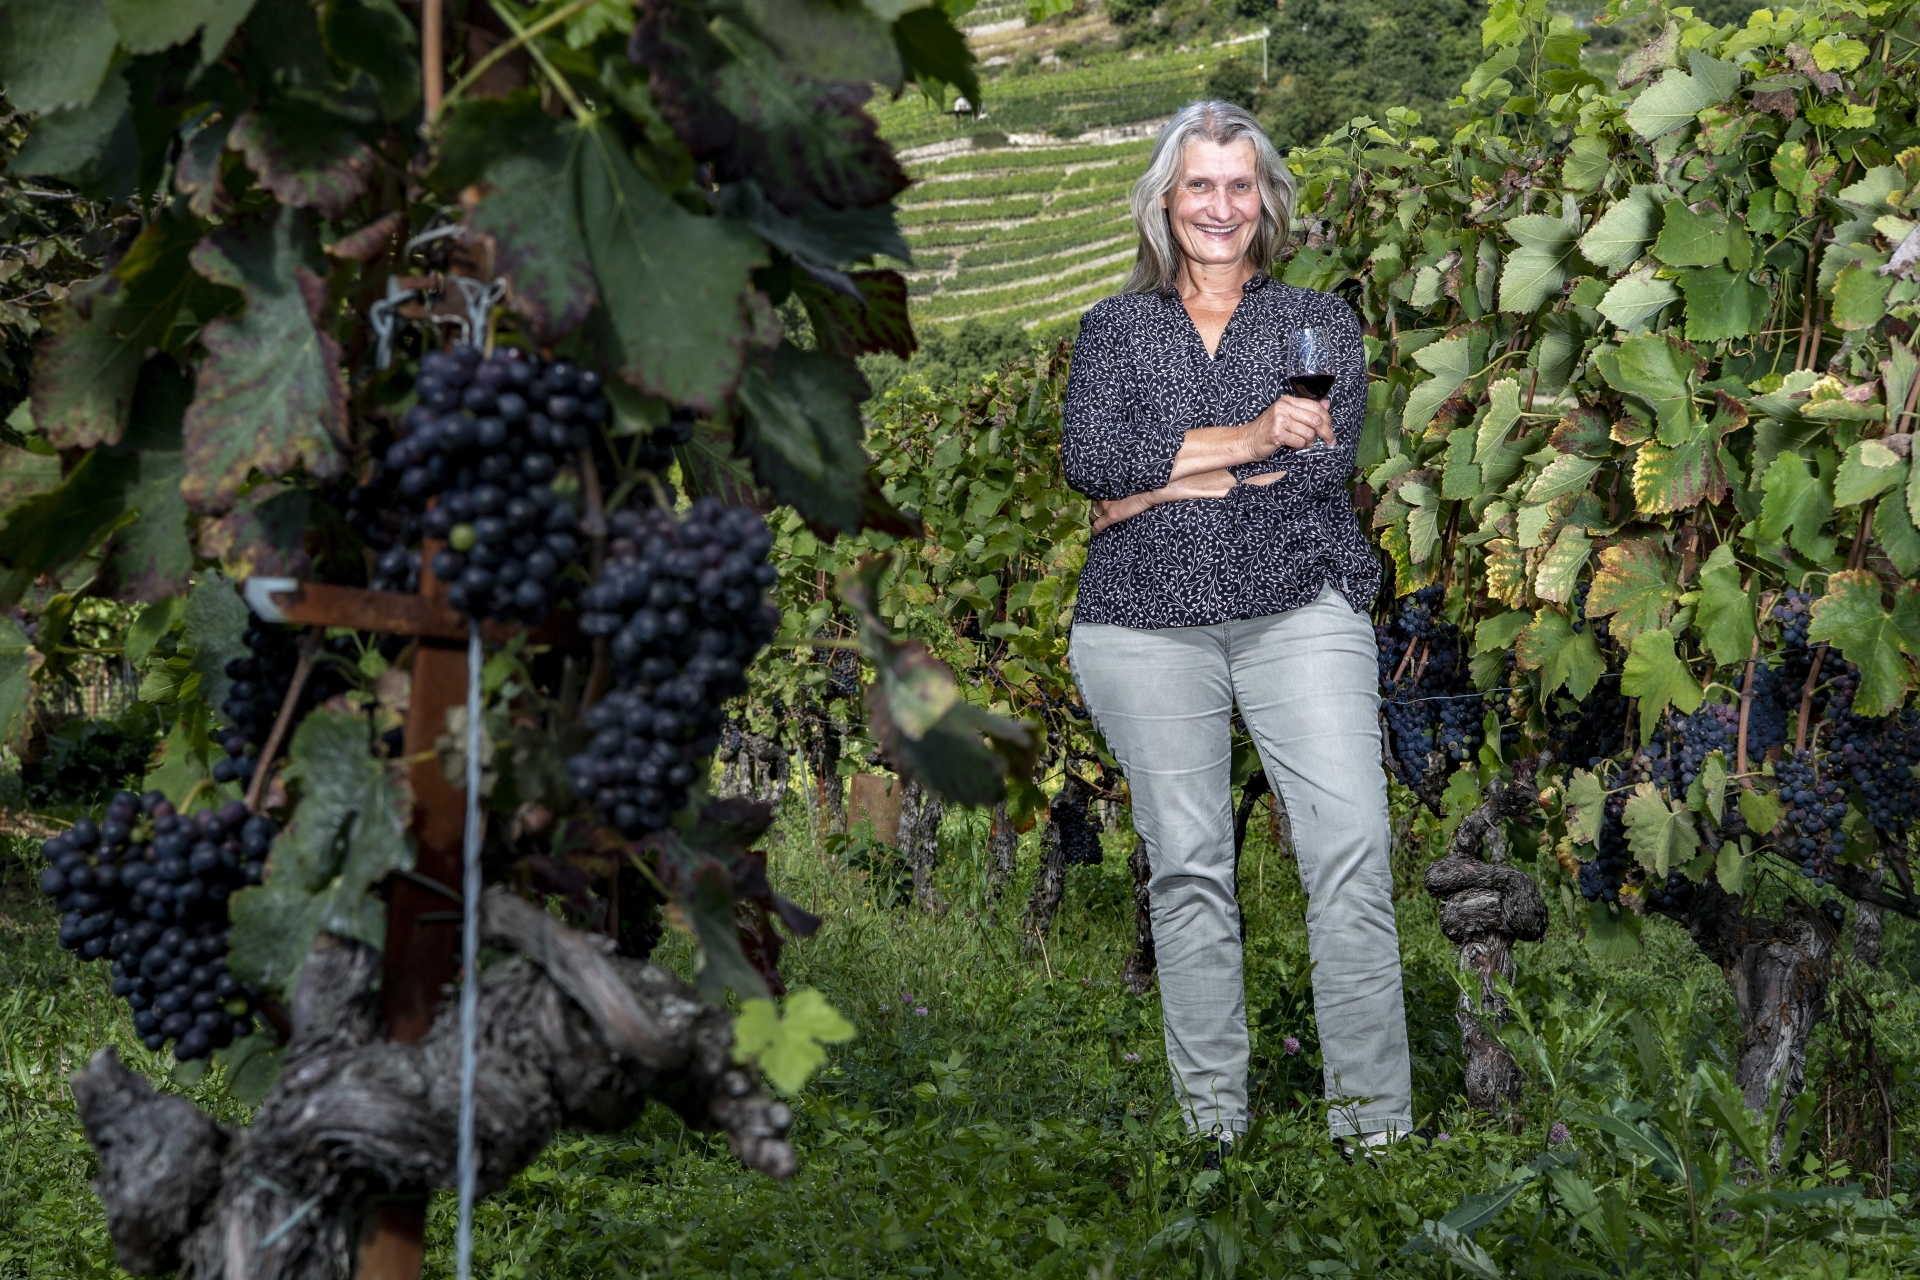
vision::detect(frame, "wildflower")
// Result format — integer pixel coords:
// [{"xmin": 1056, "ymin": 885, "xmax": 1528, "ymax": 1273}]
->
[
  {"xmin": 1437, "ymin": 1133, "xmax": 1452, "ymax": 1141},
  {"xmin": 914, "ymin": 1006, "xmax": 929, "ymax": 1016},
  {"xmin": 1123, "ymin": 1052, "xmax": 1141, "ymax": 1063},
  {"xmin": 1282, "ymin": 1036, "xmax": 1301, "ymax": 1055},
  {"xmin": 1548, "ymin": 1122, "xmax": 1570, "ymax": 1145}
]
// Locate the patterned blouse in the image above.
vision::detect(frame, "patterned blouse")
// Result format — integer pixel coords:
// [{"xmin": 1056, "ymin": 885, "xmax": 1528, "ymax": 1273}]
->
[{"xmin": 1061, "ymin": 274, "xmax": 1379, "ymax": 630}]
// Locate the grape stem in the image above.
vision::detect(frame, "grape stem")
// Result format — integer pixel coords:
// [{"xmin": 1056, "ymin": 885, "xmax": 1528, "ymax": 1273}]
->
[
  {"xmin": 435, "ymin": 0, "xmax": 603, "ymax": 122},
  {"xmin": 1792, "ymin": 644, "xmax": 1828, "ymax": 758},
  {"xmin": 244, "ymin": 629, "xmax": 322, "ymax": 814},
  {"xmin": 1736, "ymin": 589, "xmax": 1778, "ymax": 780}
]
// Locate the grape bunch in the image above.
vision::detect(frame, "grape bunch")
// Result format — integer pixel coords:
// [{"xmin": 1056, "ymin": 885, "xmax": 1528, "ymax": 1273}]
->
[
  {"xmin": 1547, "ymin": 678, "xmax": 1629, "ymax": 770},
  {"xmin": 1054, "ymin": 795, "xmax": 1105, "ymax": 867},
  {"xmin": 1668, "ymin": 702, "xmax": 1739, "ymax": 793},
  {"xmin": 1822, "ymin": 701, "xmax": 1920, "ymax": 837},
  {"xmin": 1643, "ymin": 868, "xmax": 1695, "ymax": 914},
  {"xmin": 1772, "ymin": 752, "xmax": 1848, "ymax": 882},
  {"xmin": 1376, "ymin": 586, "xmax": 1484, "ymax": 802},
  {"xmin": 38, "ymin": 792, "xmax": 274, "ymax": 1060},
  {"xmin": 1742, "ymin": 662, "xmax": 1790, "ymax": 756},
  {"xmin": 1575, "ymin": 786, "xmax": 1632, "ymax": 904},
  {"xmin": 567, "ymin": 498, "xmax": 780, "ymax": 837},
  {"xmin": 1772, "ymin": 587, "xmax": 1815, "ymax": 651},
  {"xmin": 373, "ymin": 344, "xmax": 596, "ymax": 622},
  {"xmin": 212, "ymin": 625, "xmax": 355, "ymax": 786}
]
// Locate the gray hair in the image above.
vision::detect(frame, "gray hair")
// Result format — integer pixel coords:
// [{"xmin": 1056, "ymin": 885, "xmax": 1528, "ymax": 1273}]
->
[{"xmin": 1123, "ymin": 100, "xmax": 1296, "ymax": 295}]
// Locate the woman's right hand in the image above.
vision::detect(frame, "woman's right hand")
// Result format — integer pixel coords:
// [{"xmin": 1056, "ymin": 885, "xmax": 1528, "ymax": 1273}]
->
[{"xmin": 1091, "ymin": 468, "xmax": 1239, "ymax": 534}]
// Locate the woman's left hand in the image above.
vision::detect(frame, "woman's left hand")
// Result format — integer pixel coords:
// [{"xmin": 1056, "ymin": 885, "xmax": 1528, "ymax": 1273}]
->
[{"xmin": 1091, "ymin": 467, "xmax": 1241, "ymax": 534}]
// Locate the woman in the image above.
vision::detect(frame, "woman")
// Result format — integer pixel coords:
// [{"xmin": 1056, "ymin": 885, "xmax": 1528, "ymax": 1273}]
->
[{"xmin": 1062, "ymin": 101, "xmax": 1412, "ymax": 1156}]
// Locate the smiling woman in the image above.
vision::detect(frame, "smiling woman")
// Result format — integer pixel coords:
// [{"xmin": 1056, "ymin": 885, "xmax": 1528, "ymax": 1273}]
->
[{"xmin": 1059, "ymin": 101, "xmax": 1413, "ymax": 1165}]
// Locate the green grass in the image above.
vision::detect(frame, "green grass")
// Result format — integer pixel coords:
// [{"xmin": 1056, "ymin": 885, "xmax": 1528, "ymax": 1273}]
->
[{"xmin": 6, "ymin": 780, "xmax": 1918, "ymax": 1279}]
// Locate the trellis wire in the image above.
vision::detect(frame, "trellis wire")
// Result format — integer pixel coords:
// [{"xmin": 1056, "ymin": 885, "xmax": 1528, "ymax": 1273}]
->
[{"xmin": 456, "ymin": 619, "xmax": 483, "ymax": 1279}]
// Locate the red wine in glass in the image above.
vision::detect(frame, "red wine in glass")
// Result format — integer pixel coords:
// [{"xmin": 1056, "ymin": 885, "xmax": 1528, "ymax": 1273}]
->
[
  {"xmin": 1289, "ymin": 372, "xmax": 1336, "ymax": 398},
  {"xmin": 1286, "ymin": 325, "xmax": 1335, "ymax": 451}
]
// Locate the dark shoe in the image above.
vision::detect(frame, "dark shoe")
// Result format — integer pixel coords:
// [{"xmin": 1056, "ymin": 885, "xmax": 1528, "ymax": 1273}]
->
[{"xmin": 1200, "ymin": 1136, "xmax": 1231, "ymax": 1171}]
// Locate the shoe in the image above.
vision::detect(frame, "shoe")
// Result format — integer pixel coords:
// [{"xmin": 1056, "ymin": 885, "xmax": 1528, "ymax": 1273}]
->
[{"xmin": 1200, "ymin": 1136, "xmax": 1232, "ymax": 1171}]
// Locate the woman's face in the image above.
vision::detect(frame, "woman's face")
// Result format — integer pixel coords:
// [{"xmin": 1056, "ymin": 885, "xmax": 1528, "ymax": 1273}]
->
[{"xmin": 1163, "ymin": 138, "xmax": 1263, "ymax": 273}]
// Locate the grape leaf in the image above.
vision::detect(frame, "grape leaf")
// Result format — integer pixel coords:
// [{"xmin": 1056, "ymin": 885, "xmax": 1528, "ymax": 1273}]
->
[
  {"xmin": 1623, "ymin": 52, "xmax": 1738, "ymax": 139},
  {"xmin": 1472, "ymin": 609, "xmax": 1532, "ymax": 655},
  {"xmin": 1597, "ymin": 267, "xmax": 1680, "ymax": 331},
  {"xmin": 1475, "ymin": 377, "xmax": 1523, "ymax": 463},
  {"xmin": 1678, "ymin": 265, "xmax": 1767, "ymax": 340},
  {"xmin": 1622, "ymin": 781, "xmax": 1700, "ymax": 876},
  {"xmin": 1807, "ymin": 569, "xmax": 1920, "ymax": 716},
  {"xmin": 1687, "ymin": 751, "xmax": 1728, "ymax": 822},
  {"xmin": 0, "ymin": 615, "xmax": 37, "ymax": 749},
  {"xmin": 1551, "ymin": 406, "xmax": 1612, "ymax": 456},
  {"xmin": 737, "ymin": 342, "xmax": 871, "ymax": 533},
  {"xmin": 1402, "ymin": 336, "xmax": 1471, "ymax": 433},
  {"xmin": 1633, "ymin": 415, "xmax": 1729, "ymax": 515},
  {"xmin": 1564, "ymin": 770, "xmax": 1607, "ymax": 845},
  {"xmin": 99, "ymin": 357, "xmax": 193, "ymax": 603},
  {"xmin": 0, "ymin": 442, "xmax": 61, "ymax": 514},
  {"xmin": 731, "ymin": 987, "xmax": 857, "ymax": 1095},
  {"xmin": 106, "ymin": 0, "xmax": 231, "ymax": 53},
  {"xmin": 893, "ymin": 4, "xmax": 979, "ymax": 105},
  {"xmin": 744, "ymin": 0, "xmax": 900, "ymax": 85},
  {"xmin": 1579, "ymin": 186, "xmax": 1662, "ymax": 272},
  {"xmin": 467, "ymin": 127, "xmax": 597, "ymax": 344},
  {"xmin": 1874, "ymin": 491, "xmax": 1920, "ymax": 577},
  {"xmin": 228, "ymin": 104, "xmax": 375, "ymax": 219},
  {"xmin": 1604, "ymin": 332, "xmax": 1696, "ymax": 442},
  {"xmin": 720, "ymin": 180, "xmax": 911, "ymax": 268},
  {"xmin": 1756, "ymin": 451, "xmax": 1837, "ymax": 562},
  {"xmin": 0, "ymin": 0, "xmax": 118, "ymax": 113},
  {"xmin": 321, "ymin": 0, "xmax": 419, "ymax": 122},
  {"xmin": 795, "ymin": 268, "xmax": 916, "ymax": 361},
  {"xmin": 181, "ymin": 208, "xmax": 349, "ymax": 515},
  {"xmin": 1517, "ymin": 607, "xmax": 1605, "ymax": 700},
  {"xmin": 576, "ymin": 121, "xmax": 765, "ymax": 413},
  {"xmin": 195, "ymin": 484, "xmax": 313, "ymax": 581},
  {"xmin": 1620, "ymin": 628, "xmax": 1704, "ymax": 743},
  {"xmin": 228, "ymin": 709, "xmax": 415, "ymax": 998},
  {"xmin": 1586, "ymin": 539, "xmax": 1680, "ymax": 640},
  {"xmin": 1833, "ymin": 438, "xmax": 1906, "ymax": 507},
  {"xmin": 1831, "ymin": 263, "xmax": 1893, "ymax": 331},
  {"xmin": 1499, "ymin": 199, "xmax": 1580, "ymax": 314},
  {"xmin": 1772, "ymin": 141, "xmax": 1840, "ymax": 216},
  {"xmin": 11, "ymin": 70, "xmax": 136, "ymax": 200},
  {"xmin": 1653, "ymin": 200, "xmax": 1728, "ymax": 267},
  {"xmin": 0, "ymin": 449, "xmax": 138, "ymax": 577},
  {"xmin": 1738, "ymin": 788, "xmax": 1784, "ymax": 837},
  {"xmin": 1693, "ymin": 543, "xmax": 1754, "ymax": 669},
  {"xmin": 1563, "ymin": 135, "xmax": 1611, "ymax": 191},
  {"xmin": 1535, "ymin": 525, "xmax": 1593, "ymax": 605},
  {"xmin": 183, "ymin": 569, "xmax": 249, "ymax": 714},
  {"xmin": 1527, "ymin": 453, "xmax": 1600, "ymax": 503}
]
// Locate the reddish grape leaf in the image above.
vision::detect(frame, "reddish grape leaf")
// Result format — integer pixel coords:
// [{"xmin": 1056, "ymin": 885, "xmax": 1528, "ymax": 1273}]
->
[
  {"xmin": 633, "ymin": 1, "xmax": 908, "ymax": 214},
  {"xmin": 228, "ymin": 104, "xmax": 374, "ymax": 219},
  {"xmin": 795, "ymin": 267, "xmax": 915, "ymax": 361},
  {"xmin": 195, "ymin": 483, "xmax": 314, "ymax": 581},
  {"xmin": 467, "ymin": 127, "xmax": 597, "ymax": 343},
  {"xmin": 575, "ymin": 121, "xmax": 764, "ymax": 412},
  {"xmin": 174, "ymin": 115, "xmax": 237, "ymax": 219},
  {"xmin": 30, "ymin": 210, "xmax": 208, "ymax": 450},
  {"xmin": 181, "ymin": 209, "xmax": 348, "ymax": 515},
  {"xmin": 98, "ymin": 358, "xmax": 194, "ymax": 603},
  {"xmin": 1550, "ymin": 405, "xmax": 1611, "ymax": 455}
]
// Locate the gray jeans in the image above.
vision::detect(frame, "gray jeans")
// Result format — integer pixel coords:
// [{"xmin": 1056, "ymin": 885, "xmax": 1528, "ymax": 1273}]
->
[{"xmin": 1068, "ymin": 583, "xmax": 1413, "ymax": 1139}]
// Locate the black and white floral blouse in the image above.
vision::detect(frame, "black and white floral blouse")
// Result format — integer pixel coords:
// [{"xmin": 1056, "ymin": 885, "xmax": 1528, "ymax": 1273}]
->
[{"xmin": 1061, "ymin": 274, "xmax": 1379, "ymax": 630}]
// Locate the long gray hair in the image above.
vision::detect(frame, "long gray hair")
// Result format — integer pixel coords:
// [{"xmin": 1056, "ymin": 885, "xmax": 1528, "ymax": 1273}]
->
[{"xmin": 1123, "ymin": 100, "xmax": 1296, "ymax": 294}]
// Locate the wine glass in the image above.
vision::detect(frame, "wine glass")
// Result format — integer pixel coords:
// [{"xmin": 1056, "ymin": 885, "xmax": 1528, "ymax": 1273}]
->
[{"xmin": 1286, "ymin": 325, "xmax": 1335, "ymax": 452}]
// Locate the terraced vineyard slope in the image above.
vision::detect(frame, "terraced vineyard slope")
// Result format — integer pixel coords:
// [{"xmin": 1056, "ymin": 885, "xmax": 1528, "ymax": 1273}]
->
[{"xmin": 874, "ymin": 41, "xmax": 1264, "ymax": 330}]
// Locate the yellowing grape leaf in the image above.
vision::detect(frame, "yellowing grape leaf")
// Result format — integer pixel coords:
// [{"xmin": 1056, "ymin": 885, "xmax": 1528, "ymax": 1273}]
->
[
  {"xmin": 1586, "ymin": 539, "xmax": 1680, "ymax": 640},
  {"xmin": 731, "ymin": 988, "xmax": 857, "ymax": 1095},
  {"xmin": 1833, "ymin": 438, "xmax": 1906, "ymax": 507},
  {"xmin": 1564, "ymin": 770, "xmax": 1607, "ymax": 845},
  {"xmin": 1517, "ymin": 607, "xmax": 1605, "ymax": 700}
]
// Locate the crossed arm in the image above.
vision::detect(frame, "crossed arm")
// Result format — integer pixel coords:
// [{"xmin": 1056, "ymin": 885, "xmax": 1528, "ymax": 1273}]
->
[{"xmin": 1087, "ymin": 395, "xmax": 1336, "ymax": 534}]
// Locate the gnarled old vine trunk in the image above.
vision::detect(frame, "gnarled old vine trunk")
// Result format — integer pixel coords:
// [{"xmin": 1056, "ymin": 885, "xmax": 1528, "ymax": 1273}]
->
[
  {"xmin": 1121, "ymin": 839, "xmax": 1156, "ymax": 995},
  {"xmin": 896, "ymin": 777, "xmax": 944, "ymax": 914},
  {"xmin": 71, "ymin": 890, "xmax": 793, "ymax": 1279},
  {"xmin": 1423, "ymin": 765, "xmax": 1548, "ymax": 1113},
  {"xmin": 1667, "ymin": 878, "xmax": 1844, "ymax": 1122}
]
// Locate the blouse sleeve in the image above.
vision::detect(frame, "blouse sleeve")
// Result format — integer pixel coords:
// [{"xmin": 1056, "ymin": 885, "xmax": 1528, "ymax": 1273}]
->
[{"xmin": 1061, "ymin": 302, "xmax": 1183, "ymax": 502}]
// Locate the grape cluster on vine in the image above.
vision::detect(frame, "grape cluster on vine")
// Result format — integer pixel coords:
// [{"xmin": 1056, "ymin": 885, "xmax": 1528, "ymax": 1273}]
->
[
  {"xmin": 39, "ymin": 792, "xmax": 273, "ymax": 1060},
  {"xmin": 1575, "ymin": 786, "xmax": 1632, "ymax": 904},
  {"xmin": 1376, "ymin": 586, "xmax": 1484, "ymax": 798},
  {"xmin": 1773, "ymin": 752, "xmax": 1848, "ymax": 882},
  {"xmin": 1668, "ymin": 702, "xmax": 1739, "ymax": 794},
  {"xmin": 1547, "ymin": 678, "xmax": 1628, "ymax": 770},
  {"xmin": 1055, "ymin": 793, "xmax": 1105, "ymax": 866},
  {"xmin": 213, "ymin": 625, "xmax": 354, "ymax": 785},
  {"xmin": 1821, "ymin": 697, "xmax": 1920, "ymax": 838},
  {"xmin": 567, "ymin": 498, "xmax": 780, "ymax": 837}
]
